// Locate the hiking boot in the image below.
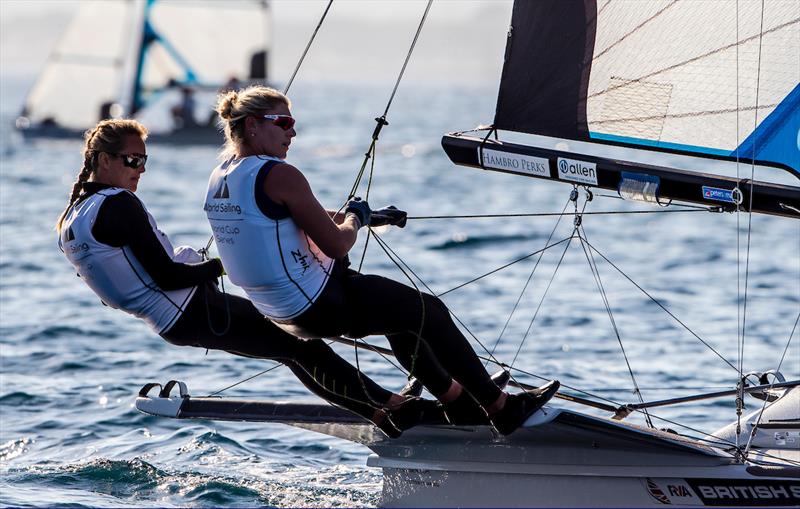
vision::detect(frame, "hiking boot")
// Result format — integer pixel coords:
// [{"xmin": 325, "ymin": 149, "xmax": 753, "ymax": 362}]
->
[
  {"xmin": 442, "ymin": 390, "xmax": 490, "ymax": 425},
  {"xmin": 491, "ymin": 369, "xmax": 511, "ymax": 390},
  {"xmin": 399, "ymin": 377, "xmax": 424, "ymax": 398},
  {"xmin": 382, "ymin": 397, "xmax": 447, "ymax": 438},
  {"xmin": 489, "ymin": 380, "xmax": 560, "ymax": 436}
]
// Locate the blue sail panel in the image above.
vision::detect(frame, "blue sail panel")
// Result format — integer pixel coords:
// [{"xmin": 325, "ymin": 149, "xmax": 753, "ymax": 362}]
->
[{"xmin": 733, "ymin": 84, "xmax": 800, "ymax": 176}]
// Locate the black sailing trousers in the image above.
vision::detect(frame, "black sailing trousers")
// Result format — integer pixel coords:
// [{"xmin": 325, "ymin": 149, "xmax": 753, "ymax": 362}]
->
[
  {"xmin": 162, "ymin": 282, "xmax": 392, "ymax": 419},
  {"xmin": 291, "ymin": 265, "xmax": 503, "ymax": 407}
]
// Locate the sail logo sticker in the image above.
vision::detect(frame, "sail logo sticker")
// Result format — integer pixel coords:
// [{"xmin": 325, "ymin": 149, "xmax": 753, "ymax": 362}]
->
[
  {"xmin": 557, "ymin": 157, "xmax": 598, "ymax": 185},
  {"xmin": 480, "ymin": 148, "xmax": 550, "ymax": 178},
  {"xmin": 702, "ymin": 186, "xmax": 740, "ymax": 204}
]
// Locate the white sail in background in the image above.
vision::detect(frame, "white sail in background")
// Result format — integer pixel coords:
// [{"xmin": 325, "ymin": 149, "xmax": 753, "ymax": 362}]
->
[
  {"xmin": 22, "ymin": 0, "xmax": 139, "ymax": 131},
  {"xmin": 19, "ymin": 0, "xmax": 270, "ymax": 135}
]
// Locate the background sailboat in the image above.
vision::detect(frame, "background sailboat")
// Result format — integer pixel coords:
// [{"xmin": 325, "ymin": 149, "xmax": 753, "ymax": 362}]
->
[{"xmin": 15, "ymin": 0, "xmax": 271, "ymax": 145}]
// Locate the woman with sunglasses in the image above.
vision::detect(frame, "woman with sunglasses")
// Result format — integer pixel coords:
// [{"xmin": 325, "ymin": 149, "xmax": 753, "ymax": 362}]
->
[
  {"xmin": 207, "ymin": 86, "xmax": 559, "ymax": 436},
  {"xmin": 57, "ymin": 118, "xmax": 442, "ymax": 438}
]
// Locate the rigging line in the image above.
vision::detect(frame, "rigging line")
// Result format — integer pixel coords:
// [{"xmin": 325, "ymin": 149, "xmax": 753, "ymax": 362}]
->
[
  {"xmin": 437, "ymin": 236, "xmax": 575, "ymax": 298},
  {"xmin": 206, "ymin": 363, "xmax": 283, "ymax": 397},
  {"xmin": 356, "ymin": 144, "xmax": 380, "ymax": 273},
  {"xmin": 577, "ymin": 226, "xmax": 653, "ymax": 427},
  {"xmin": 283, "ymin": 0, "xmax": 334, "ymax": 94},
  {"xmin": 743, "ymin": 309, "xmax": 800, "ymax": 457},
  {"xmin": 486, "ymin": 198, "xmax": 572, "ymax": 364},
  {"xmin": 587, "ymin": 17, "xmax": 799, "ymax": 101},
  {"xmin": 511, "ymin": 226, "xmax": 578, "ymax": 367},
  {"xmin": 370, "ymin": 231, "xmax": 504, "ymax": 369},
  {"xmin": 407, "ymin": 208, "xmax": 709, "ymax": 220},
  {"xmin": 735, "ymin": 0, "xmax": 743, "ymax": 450},
  {"xmin": 346, "ymin": 0, "xmax": 433, "ymax": 200},
  {"xmin": 367, "ymin": 231, "xmax": 429, "ymax": 379},
  {"xmin": 738, "ymin": 0, "xmax": 766, "ymax": 447},
  {"xmin": 581, "ymin": 237, "xmax": 739, "ymax": 372}
]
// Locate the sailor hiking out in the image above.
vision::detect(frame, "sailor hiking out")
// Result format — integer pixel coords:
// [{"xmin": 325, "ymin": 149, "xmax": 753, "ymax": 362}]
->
[
  {"xmin": 206, "ymin": 85, "xmax": 560, "ymax": 435},
  {"xmin": 56, "ymin": 118, "xmax": 445, "ymax": 438}
]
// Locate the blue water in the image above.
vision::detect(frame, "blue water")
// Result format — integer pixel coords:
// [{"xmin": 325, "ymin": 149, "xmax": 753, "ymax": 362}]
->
[{"xmin": 1, "ymin": 79, "xmax": 798, "ymax": 507}]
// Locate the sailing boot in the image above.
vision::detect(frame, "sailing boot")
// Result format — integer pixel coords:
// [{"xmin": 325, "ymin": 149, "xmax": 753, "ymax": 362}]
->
[
  {"xmin": 491, "ymin": 369, "xmax": 511, "ymax": 390},
  {"xmin": 399, "ymin": 377, "xmax": 424, "ymax": 398},
  {"xmin": 386, "ymin": 397, "xmax": 447, "ymax": 434},
  {"xmin": 442, "ymin": 390, "xmax": 491, "ymax": 425},
  {"xmin": 488, "ymin": 380, "xmax": 560, "ymax": 436}
]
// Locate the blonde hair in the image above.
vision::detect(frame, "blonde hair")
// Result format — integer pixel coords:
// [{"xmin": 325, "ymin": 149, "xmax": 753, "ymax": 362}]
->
[
  {"xmin": 56, "ymin": 119, "xmax": 148, "ymax": 232},
  {"xmin": 215, "ymin": 85, "xmax": 290, "ymax": 160}
]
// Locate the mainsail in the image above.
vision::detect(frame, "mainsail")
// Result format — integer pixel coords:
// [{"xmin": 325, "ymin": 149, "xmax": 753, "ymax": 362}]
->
[{"xmin": 494, "ymin": 0, "xmax": 799, "ymax": 174}]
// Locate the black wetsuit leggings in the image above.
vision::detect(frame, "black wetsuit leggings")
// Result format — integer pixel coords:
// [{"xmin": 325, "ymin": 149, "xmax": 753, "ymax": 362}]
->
[
  {"xmin": 162, "ymin": 282, "xmax": 392, "ymax": 419},
  {"xmin": 291, "ymin": 266, "xmax": 503, "ymax": 407}
]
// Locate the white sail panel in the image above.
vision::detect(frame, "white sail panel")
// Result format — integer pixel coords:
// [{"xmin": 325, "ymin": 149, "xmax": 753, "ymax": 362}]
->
[
  {"xmin": 140, "ymin": 0, "xmax": 269, "ymax": 93},
  {"xmin": 22, "ymin": 1, "xmax": 138, "ymax": 130},
  {"xmin": 587, "ymin": 0, "xmax": 799, "ymax": 155}
]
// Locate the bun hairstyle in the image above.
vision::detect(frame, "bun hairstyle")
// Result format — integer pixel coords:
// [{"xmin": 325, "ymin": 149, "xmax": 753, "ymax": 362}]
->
[
  {"xmin": 56, "ymin": 119, "xmax": 148, "ymax": 231},
  {"xmin": 216, "ymin": 85, "xmax": 290, "ymax": 160}
]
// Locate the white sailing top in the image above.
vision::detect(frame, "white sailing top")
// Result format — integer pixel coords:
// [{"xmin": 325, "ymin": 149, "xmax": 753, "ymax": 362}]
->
[
  {"xmin": 205, "ymin": 156, "xmax": 333, "ymax": 320},
  {"xmin": 58, "ymin": 188, "xmax": 195, "ymax": 333}
]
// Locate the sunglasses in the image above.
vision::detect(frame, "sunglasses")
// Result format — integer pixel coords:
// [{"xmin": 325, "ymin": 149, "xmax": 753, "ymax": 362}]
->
[
  {"xmin": 110, "ymin": 152, "xmax": 148, "ymax": 169},
  {"xmin": 261, "ymin": 114, "xmax": 295, "ymax": 131}
]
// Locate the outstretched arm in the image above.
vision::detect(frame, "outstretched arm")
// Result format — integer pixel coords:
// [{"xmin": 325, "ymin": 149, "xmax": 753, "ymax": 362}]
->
[{"xmin": 264, "ymin": 163, "xmax": 361, "ymax": 259}]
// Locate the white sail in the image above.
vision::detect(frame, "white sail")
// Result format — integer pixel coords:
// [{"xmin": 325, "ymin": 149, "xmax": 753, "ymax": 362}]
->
[{"xmin": 22, "ymin": 0, "xmax": 140, "ymax": 131}]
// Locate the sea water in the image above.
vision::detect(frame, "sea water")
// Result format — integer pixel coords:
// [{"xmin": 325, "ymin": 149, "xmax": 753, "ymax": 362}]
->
[{"xmin": 1, "ymin": 80, "xmax": 798, "ymax": 507}]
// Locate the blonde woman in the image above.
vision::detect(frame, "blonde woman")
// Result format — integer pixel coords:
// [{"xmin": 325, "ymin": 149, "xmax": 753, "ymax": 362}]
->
[
  {"xmin": 206, "ymin": 86, "xmax": 559, "ymax": 436},
  {"xmin": 57, "ymin": 119, "xmax": 436, "ymax": 438}
]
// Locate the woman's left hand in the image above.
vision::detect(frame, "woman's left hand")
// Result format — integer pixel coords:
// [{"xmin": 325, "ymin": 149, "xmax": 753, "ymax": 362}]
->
[{"xmin": 369, "ymin": 205, "xmax": 407, "ymax": 228}]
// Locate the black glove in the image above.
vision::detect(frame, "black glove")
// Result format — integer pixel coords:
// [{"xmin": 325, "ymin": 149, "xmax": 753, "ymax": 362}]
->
[
  {"xmin": 369, "ymin": 205, "xmax": 407, "ymax": 228},
  {"xmin": 345, "ymin": 197, "xmax": 371, "ymax": 228}
]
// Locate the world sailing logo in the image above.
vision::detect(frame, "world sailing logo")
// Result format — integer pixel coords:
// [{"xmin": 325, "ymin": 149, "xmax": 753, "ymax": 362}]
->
[{"xmin": 557, "ymin": 157, "xmax": 598, "ymax": 185}]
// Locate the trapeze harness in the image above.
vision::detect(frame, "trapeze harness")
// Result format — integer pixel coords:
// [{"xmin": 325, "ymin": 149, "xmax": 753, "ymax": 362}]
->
[
  {"xmin": 58, "ymin": 187, "xmax": 196, "ymax": 334},
  {"xmin": 205, "ymin": 156, "xmax": 334, "ymax": 324}
]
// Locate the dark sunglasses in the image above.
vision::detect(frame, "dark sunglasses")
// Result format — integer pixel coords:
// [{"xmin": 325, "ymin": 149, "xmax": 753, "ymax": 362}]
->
[
  {"xmin": 109, "ymin": 152, "xmax": 148, "ymax": 169},
  {"xmin": 261, "ymin": 114, "xmax": 295, "ymax": 131}
]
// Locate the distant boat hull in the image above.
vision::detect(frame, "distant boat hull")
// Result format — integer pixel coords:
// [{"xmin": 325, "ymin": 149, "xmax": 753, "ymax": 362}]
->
[{"xmin": 17, "ymin": 123, "xmax": 224, "ymax": 146}]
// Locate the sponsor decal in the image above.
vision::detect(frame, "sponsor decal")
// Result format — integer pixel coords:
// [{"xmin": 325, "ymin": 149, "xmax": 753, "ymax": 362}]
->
[
  {"xmin": 291, "ymin": 249, "xmax": 310, "ymax": 274},
  {"xmin": 210, "ymin": 224, "xmax": 240, "ymax": 245},
  {"xmin": 204, "ymin": 202, "xmax": 242, "ymax": 215},
  {"xmin": 702, "ymin": 186, "xmax": 740, "ymax": 204},
  {"xmin": 479, "ymin": 148, "xmax": 550, "ymax": 178},
  {"xmin": 557, "ymin": 157, "xmax": 598, "ymax": 185},
  {"xmin": 644, "ymin": 478, "xmax": 800, "ymax": 506}
]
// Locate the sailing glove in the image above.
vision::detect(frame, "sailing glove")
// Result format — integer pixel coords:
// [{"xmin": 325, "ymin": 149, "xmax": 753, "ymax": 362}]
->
[
  {"xmin": 370, "ymin": 205, "xmax": 407, "ymax": 228},
  {"xmin": 345, "ymin": 197, "xmax": 371, "ymax": 228}
]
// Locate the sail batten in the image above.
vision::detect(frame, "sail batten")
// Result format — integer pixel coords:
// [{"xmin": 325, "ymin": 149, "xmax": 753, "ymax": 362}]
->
[{"xmin": 494, "ymin": 0, "xmax": 800, "ymax": 173}]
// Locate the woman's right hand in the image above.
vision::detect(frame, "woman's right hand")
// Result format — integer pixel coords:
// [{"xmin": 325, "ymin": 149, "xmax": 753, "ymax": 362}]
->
[{"xmin": 345, "ymin": 197, "xmax": 371, "ymax": 228}]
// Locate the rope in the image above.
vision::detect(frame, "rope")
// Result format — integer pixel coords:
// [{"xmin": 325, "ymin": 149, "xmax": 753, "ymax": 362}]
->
[
  {"xmin": 437, "ymin": 237, "xmax": 574, "ymax": 297},
  {"xmin": 486, "ymin": 198, "xmax": 573, "ymax": 364},
  {"xmin": 581, "ymin": 238, "xmax": 739, "ymax": 372},
  {"xmin": 577, "ymin": 225, "xmax": 653, "ymax": 427},
  {"xmin": 345, "ymin": 0, "xmax": 434, "ymax": 201},
  {"xmin": 283, "ymin": 0, "xmax": 334, "ymax": 94},
  {"xmin": 407, "ymin": 208, "xmax": 713, "ymax": 220}
]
